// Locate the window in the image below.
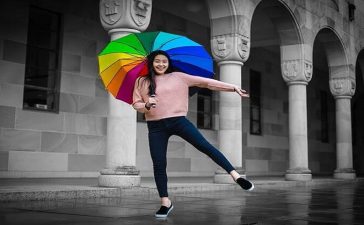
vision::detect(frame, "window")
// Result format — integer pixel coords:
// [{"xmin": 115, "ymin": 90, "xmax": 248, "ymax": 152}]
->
[
  {"xmin": 23, "ymin": 6, "xmax": 62, "ymax": 112},
  {"xmin": 320, "ymin": 91, "xmax": 329, "ymax": 143},
  {"xmin": 197, "ymin": 88, "xmax": 212, "ymax": 129},
  {"xmin": 352, "ymin": 102, "xmax": 356, "ymax": 145},
  {"xmin": 250, "ymin": 70, "xmax": 262, "ymax": 135}
]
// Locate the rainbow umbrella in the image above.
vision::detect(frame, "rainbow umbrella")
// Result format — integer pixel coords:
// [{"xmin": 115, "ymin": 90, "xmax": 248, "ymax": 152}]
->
[{"xmin": 98, "ymin": 31, "xmax": 214, "ymax": 104}]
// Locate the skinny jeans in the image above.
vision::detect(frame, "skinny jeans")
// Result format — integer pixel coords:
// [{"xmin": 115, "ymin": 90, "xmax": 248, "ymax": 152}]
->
[{"xmin": 147, "ymin": 116, "xmax": 235, "ymax": 197}]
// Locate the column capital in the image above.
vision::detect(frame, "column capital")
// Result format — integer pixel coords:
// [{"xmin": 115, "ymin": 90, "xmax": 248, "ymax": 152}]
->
[
  {"xmin": 211, "ymin": 34, "xmax": 250, "ymax": 63},
  {"xmin": 99, "ymin": 0, "xmax": 152, "ymax": 33},
  {"xmin": 281, "ymin": 59, "xmax": 312, "ymax": 85},
  {"xmin": 329, "ymin": 77, "xmax": 356, "ymax": 98}
]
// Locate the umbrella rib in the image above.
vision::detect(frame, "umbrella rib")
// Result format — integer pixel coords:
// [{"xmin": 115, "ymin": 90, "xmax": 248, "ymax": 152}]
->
[
  {"xmin": 105, "ymin": 59, "xmax": 146, "ymax": 89},
  {"xmin": 172, "ymin": 59, "xmax": 213, "ymax": 74},
  {"xmin": 111, "ymin": 41, "xmax": 147, "ymax": 56},
  {"xmin": 168, "ymin": 53, "xmax": 211, "ymax": 59},
  {"xmin": 161, "ymin": 46, "xmax": 207, "ymax": 55},
  {"xmin": 154, "ymin": 36, "xmax": 183, "ymax": 51},
  {"xmin": 100, "ymin": 55, "xmax": 144, "ymax": 73}
]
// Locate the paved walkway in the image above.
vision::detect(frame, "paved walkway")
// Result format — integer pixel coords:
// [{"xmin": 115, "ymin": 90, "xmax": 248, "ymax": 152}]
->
[{"xmin": 0, "ymin": 178, "xmax": 363, "ymax": 224}]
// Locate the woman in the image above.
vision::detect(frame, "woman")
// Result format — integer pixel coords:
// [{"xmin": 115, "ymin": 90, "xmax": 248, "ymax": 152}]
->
[{"xmin": 132, "ymin": 50, "xmax": 254, "ymax": 218}]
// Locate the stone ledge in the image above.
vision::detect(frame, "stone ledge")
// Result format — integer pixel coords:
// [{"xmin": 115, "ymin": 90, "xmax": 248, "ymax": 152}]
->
[
  {"xmin": 0, "ymin": 178, "xmax": 363, "ymax": 202},
  {"xmin": 0, "ymin": 186, "xmax": 120, "ymax": 202}
]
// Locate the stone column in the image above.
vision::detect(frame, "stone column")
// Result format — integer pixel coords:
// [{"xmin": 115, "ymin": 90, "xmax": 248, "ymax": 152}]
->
[
  {"xmin": 281, "ymin": 44, "xmax": 312, "ymax": 181},
  {"xmin": 98, "ymin": 0, "xmax": 152, "ymax": 187},
  {"xmin": 211, "ymin": 35, "xmax": 250, "ymax": 183},
  {"xmin": 330, "ymin": 77, "xmax": 356, "ymax": 179},
  {"xmin": 285, "ymin": 82, "xmax": 312, "ymax": 181}
]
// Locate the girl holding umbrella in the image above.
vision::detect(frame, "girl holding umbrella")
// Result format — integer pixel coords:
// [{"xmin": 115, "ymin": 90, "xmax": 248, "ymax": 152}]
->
[{"xmin": 132, "ymin": 50, "xmax": 254, "ymax": 218}]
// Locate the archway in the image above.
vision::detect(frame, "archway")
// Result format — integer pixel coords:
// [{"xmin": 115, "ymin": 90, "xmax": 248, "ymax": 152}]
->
[
  {"xmin": 245, "ymin": 0, "xmax": 302, "ymax": 176},
  {"xmin": 308, "ymin": 27, "xmax": 350, "ymax": 176},
  {"xmin": 353, "ymin": 50, "xmax": 364, "ymax": 176}
]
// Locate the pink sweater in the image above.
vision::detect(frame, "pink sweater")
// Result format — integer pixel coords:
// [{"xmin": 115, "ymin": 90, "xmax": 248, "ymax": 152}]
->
[{"xmin": 132, "ymin": 72, "xmax": 235, "ymax": 121}]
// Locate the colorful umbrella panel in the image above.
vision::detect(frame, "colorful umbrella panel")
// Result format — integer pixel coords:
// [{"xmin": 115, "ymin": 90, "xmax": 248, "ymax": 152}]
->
[{"xmin": 98, "ymin": 31, "xmax": 214, "ymax": 104}]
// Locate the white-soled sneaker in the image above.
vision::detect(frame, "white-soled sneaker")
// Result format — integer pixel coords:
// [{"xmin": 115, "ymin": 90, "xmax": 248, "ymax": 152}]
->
[
  {"xmin": 155, "ymin": 203, "xmax": 174, "ymax": 218},
  {"xmin": 236, "ymin": 177, "xmax": 254, "ymax": 191}
]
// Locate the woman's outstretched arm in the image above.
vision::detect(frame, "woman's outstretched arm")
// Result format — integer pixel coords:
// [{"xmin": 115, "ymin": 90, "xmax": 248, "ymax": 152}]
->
[{"xmin": 176, "ymin": 72, "xmax": 249, "ymax": 97}]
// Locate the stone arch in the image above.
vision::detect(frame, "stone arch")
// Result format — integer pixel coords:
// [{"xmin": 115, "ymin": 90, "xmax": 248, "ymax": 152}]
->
[
  {"xmin": 263, "ymin": 0, "xmax": 303, "ymax": 46},
  {"xmin": 251, "ymin": 0, "xmax": 309, "ymax": 84},
  {"xmin": 315, "ymin": 27, "xmax": 349, "ymax": 66},
  {"xmin": 207, "ymin": 0, "xmax": 260, "ymax": 38},
  {"xmin": 206, "ymin": 0, "xmax": 260, "ymax": 62},
  {"xmin": 313, "ymin": 25, "xmax": 352, "ymax": 72},
  {"xmin": 207, "ymin": 0, "xmax": 306, "ymax": 63},
  {"xmin": 357, "ymin": 50, "xmax": 364, "ymax": 82},
  {"xmin": 328, "ymin": 0, "xmax": 340, "ymax": 12},
  {"xmin": 313, "ymin": 27, "xmax": 354, "ymax": 95},
  {"xmin": 360, "ymin": 38, "xmax": 364, "ymax": 56}
]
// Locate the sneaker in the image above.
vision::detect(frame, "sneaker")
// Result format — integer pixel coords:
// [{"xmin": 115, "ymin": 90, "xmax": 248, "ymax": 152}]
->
[
  {"xmin": 155, "ymin": 203, "xmax": 174, "ymax": 218},
  {"xmin": 236, "ymin": 177, "xmax": 254, "ymax": 191}
]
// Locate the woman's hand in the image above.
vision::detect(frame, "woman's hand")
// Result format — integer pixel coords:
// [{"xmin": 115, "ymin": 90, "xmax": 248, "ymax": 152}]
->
[
  {"xmin": 233, "ymin": 86, "xmax": 249, "ymax": 98},
  {"xmin": 146, "ymin": 95, "xmax": 158, "ymax": 108}
]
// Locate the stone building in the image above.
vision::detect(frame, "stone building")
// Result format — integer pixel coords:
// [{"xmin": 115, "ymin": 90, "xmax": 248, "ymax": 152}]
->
[{"xmin": 0, "ymin": 0, "xmax": 363, "ymax": 186}]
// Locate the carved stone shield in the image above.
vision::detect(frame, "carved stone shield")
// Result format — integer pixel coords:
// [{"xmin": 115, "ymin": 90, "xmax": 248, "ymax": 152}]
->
[
  {"xmin": 130, "ymin": 0, "xmax": 152, "ymax": 27},
  {"xmin": 212, "ymin": 35, "xmax": 231, "ymax": 59},
  {"xmin": 100, "ymin": 0, "xmax": 123, "ymax": 25},
  {"xmin": 237, "ymin": 35, "xmax": 250, "ymax": 61},
  {"xmin": 304, "ymin": 61, "xmax": 313, "ymax": 81}
]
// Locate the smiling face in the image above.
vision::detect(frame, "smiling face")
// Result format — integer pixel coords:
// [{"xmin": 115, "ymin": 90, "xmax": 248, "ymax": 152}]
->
[{"xmin": 152, "ymin": 54, "xmax": 169, "ymax": 75}]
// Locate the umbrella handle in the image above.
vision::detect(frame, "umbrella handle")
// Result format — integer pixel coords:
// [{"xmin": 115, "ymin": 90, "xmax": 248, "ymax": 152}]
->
[{"xmin": 150, "ymin": 94, "xmax": 156, "ymax": 108}]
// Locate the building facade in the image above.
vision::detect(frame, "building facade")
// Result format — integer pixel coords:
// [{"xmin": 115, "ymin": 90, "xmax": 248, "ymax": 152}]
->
[{"xmin": 0, "ymin": 0, "xmax": 363, "ymax": 185}]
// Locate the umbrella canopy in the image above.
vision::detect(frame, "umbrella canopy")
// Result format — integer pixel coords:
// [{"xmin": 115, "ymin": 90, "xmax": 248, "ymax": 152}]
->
[{"xmin": 98, "ymin": 31, "xmax": 214, "ymax": 104}]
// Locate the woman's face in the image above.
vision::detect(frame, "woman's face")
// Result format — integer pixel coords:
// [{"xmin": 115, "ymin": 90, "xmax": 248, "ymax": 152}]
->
[{"xmin": 153, "ymin": 54, "xmax": 169, "ymax": 75}]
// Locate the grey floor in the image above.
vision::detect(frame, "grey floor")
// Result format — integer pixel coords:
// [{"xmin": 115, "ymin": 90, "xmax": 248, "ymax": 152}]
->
[{"xmin": 0, "ymin": 182, "xmax": 363, "ymax": 225}]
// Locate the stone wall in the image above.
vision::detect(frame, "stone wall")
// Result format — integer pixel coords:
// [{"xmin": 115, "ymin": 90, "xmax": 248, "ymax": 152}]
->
[
  {"xmin": 0, "ymin": 0, "xmax": 109, "ymax": 177},
  {"xmin": 244, "ymin": 47, "xmax": 289, "ymax": 176}
]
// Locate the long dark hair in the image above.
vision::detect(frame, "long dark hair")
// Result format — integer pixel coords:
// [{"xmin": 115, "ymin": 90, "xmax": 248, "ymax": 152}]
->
[{"xmin": 138, "ymin": 50, "xmax": 174, "ymax": 96}]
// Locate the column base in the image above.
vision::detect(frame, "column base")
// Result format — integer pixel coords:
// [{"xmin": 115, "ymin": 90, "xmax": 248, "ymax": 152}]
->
[
  {"xmin": 334, "ymin": 169, "xmax": 356, "ymax": 180},
  {"xmin": 98, "ymin": 166, "xmax": 141, "ymax": 187},
  {"xmin": 285, "ymin": 168, "xmax": 312, "ymax": 181},
  {"xmin": 98, "ymin": 175, "xmax": 141, "ymax": 187}
]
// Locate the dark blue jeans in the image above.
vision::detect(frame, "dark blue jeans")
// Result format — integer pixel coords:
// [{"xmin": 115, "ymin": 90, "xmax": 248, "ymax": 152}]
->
[{"xmin": 147, "ymin": 116, "xmax": 235, "ymax": 197}]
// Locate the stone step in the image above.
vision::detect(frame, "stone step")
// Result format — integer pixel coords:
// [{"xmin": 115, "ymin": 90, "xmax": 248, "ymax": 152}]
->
[{"xmin": 0, "ymin": 177, "xmax": 363, "ymax": 202}]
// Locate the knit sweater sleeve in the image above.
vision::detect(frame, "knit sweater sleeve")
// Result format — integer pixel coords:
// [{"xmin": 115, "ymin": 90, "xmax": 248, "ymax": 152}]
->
[
  {"xmin": 176, "ymin": 72, "xmax": 235, "ymax": 92},
  {"xmin": 132, "ymin": 78, "xmax": 148, "ymax": 113}
]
